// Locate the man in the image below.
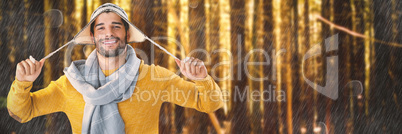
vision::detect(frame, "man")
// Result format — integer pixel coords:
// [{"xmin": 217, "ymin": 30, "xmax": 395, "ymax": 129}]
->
[{"xmin": 7, "ymin": 3, "xmax": 223, "ymax": 134}]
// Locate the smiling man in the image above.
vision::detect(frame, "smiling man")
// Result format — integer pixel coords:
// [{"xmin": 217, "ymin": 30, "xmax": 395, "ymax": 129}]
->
[
  {"xmin": 7, "ymin": 3, "xmax": 223, "ymax": 134},
  {"xmin": 92, "ymin": 13, "xmax": 127, "ymax": 58}
]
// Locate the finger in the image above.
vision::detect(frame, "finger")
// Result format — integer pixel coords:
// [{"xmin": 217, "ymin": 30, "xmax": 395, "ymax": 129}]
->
[
  {"xmin": 190, "ymin": 59, "xmax": 197, "ymax": 75},
  {"xmin": 35, "ymin": 59, "xmax": 41, "ymax": 71},
  {"xmin": 17, "ymin": 63, "xmax": 26, "ymax": 75},
  {"xmin": 40, "ymin": 59, "xmax": 45, "ymax": 65},
  {"xmin": 21, "ymin": 61, "xmax": 31, "ymax": 75},
  {"xmin": 200, "ymin": 62, "xmax": 207, "ymax": 73},
  {"xmin": 195, "ymin": 60, "xmax": 201, "ymax": 74},
  {"xmin": 185, "ymin": 57, "xmax": 194, "ymax": 75},
  {"xmin": 175, "ymin": 59, "xmax": 181, "ymax": 68},
  {"xmin": 26, "ymin": 59, "xmax": 35, "ymax": 74},
  {"xmin": 181, "ymin": 57, "xmax": 188, "ymax": 71},
  {"xmin": 36, "ymin": 59, "xmax": 45, "ymax": 71}
]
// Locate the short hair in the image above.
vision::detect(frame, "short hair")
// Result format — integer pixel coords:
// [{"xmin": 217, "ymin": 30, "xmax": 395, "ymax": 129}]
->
[{"xmin": 90, "ymin": 11, "xmax": 129, "ymax": 34}]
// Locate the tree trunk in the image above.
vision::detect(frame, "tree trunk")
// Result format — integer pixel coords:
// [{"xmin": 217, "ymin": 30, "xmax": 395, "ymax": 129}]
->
[
  {"xmin": 230, "ymin": 0, "xmax": 250, "ymax": 133},
  {"xmin": 371, "ymin": 0, "xmax": 402, "ymax": 133},
  {"xmin": 262, "ymin": 0, "xmax": 277, "ymax": 133}
]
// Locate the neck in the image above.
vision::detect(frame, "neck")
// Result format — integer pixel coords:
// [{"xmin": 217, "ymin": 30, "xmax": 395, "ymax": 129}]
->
[{"xmin": 97, "ymin": 48, "xmax": 127, "ymax": 70}]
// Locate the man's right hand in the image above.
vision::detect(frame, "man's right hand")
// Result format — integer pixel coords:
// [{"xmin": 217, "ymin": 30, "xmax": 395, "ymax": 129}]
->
[{"xmin": 16, "ymin": 59, "xmax": 45, "ymax": 82}]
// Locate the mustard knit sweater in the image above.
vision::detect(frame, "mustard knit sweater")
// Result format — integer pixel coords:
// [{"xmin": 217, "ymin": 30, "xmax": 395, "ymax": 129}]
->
[{"xmin": 7, "ymin": 60, "xmax": 223, "ymax": 134}]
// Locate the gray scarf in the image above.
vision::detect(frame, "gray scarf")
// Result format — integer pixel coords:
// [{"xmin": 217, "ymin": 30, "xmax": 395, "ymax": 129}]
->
[{"xmin": 64, "ymin": 45, "xmax": 140, "ymax": 134}]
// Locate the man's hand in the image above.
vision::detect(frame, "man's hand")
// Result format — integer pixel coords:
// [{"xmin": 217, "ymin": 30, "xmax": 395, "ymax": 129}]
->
[
  {"xmin": 175, "ymin": 57, "xmax": 207, "ymax": 80},
  {"xmin": 16, "ymin": 58, "xmax": 45, "ymax": 82}
]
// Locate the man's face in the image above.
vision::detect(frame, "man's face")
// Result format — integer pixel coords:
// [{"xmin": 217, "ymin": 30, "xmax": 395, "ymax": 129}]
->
[{"xmin": 92, "ymin": 12, "xmax": 129, "ymax": 57}]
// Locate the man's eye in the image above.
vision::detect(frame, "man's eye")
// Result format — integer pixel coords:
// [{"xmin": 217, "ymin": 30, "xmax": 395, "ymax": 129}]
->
[
  {"xmin": 114, "ymin": 26, "xmax": 121, "ymax": 29},
  {"xmin": 97, "ymin": 27, "xmax": 104, "ymax": 30}
]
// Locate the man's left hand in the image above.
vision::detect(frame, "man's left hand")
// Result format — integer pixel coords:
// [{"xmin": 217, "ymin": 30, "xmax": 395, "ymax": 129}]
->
[{"xmin": 175, "ymin": 57, "xmax": 207, "ymax": 80}]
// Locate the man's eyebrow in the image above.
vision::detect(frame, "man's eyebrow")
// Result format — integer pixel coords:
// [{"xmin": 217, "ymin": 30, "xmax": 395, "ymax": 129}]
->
[
  {"xmin": 95, "ymin": 23, "xmax": 104, "ymax": 27},
  {"xmin": 112, "ymin": 22, "xmax": 123, "ymax": 25}
]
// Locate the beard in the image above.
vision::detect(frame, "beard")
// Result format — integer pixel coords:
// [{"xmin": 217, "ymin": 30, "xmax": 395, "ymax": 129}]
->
[{"xmin": 95, "ymin": 36, "xmax": 127, "ymax": 57}]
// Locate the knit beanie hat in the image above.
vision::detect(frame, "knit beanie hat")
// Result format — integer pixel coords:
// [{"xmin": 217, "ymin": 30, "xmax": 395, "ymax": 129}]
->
[{"xmin": 73, "ymin": 3, "xmax": 145, "ymax": 45}]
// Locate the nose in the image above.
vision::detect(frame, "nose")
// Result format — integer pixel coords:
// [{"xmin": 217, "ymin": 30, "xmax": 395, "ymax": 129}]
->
[{"xmin": 105, "ymin": 27, "xmax": 114, "ymax": 38}]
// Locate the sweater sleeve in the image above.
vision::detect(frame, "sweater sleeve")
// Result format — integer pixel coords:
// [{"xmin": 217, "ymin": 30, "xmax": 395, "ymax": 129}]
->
[
  {"xmin": 154, "ymin": 65, "xmax": 224, "ymax": 113},
  {"xmin": 7, "ymin": 76, "xmax": 67, "ymax": 123}
]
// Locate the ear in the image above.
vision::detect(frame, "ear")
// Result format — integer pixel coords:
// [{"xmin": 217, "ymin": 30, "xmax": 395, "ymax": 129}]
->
[
  {"xmin": 90, "ymin": 32, "xmax": 95, "ymax": 43},
  {"xmin": 126, "ymin": 29, "xmax": 130, "ymax": 42}
]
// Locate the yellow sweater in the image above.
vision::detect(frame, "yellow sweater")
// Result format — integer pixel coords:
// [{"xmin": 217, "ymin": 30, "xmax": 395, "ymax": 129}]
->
[{"xmin": 7, "ymin": 60, "xmax": 223, "ymax": 134}]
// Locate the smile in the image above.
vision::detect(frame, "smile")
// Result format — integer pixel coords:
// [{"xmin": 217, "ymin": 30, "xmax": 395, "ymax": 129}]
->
[{"xmin": 103, "ymin": 40, "xmax": 117, "ymax": 44}]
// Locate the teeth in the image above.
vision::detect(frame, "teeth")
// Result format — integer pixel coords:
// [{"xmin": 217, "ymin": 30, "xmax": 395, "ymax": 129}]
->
[{"xmin": 104, "ymin": 40, "xmax": 116, "ymax": 44}]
